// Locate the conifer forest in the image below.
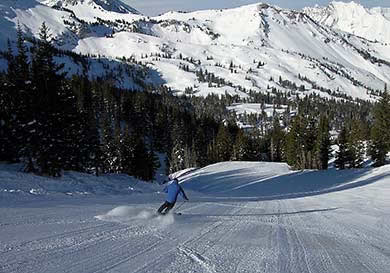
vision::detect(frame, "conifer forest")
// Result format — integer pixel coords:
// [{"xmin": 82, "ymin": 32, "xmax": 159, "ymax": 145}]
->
[{"xmin": 1, "ymin": 23, "xmax": 390, "ymax": 180}]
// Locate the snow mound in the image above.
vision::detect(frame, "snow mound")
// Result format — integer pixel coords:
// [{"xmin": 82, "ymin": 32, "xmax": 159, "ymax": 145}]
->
[
  {"xmin": 0, "ymin": 163, "xmax": 159, "ymax": 203},
  {"xmin": 180, "ymin": 161, "xmax": 390, "ymax": 200}
]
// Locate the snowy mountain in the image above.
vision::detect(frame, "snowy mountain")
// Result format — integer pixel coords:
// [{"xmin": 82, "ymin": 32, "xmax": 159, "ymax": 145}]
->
[
  {"xmin": 44, "ymin": 0, "xmax": 139, "ymax": 14},
  {"xmin": 304, "ymin": 1, "xmax": 390, "ymax": 44},
  {"xmin": 39, "ymin": 0, "xmax": 141, "ymax": 20},
  {"xmin": 1, "ymin": 0, "xmax": 390, "ymax": 100}
]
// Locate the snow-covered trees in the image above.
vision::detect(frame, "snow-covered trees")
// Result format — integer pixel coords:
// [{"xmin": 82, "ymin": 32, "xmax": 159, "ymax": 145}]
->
[
  {"xmin": 24, "ymin": 23, "xmax": 86, "ymax": 176},
  {"xmin": 1, "ymin": 19, "xmax": 389, "ymax": 180}
]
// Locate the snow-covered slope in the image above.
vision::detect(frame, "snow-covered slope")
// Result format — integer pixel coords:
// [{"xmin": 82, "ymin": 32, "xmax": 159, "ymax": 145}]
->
[
  {"xmin": 0, "ymin": 0, "xmax": 77, "ymax": 46},
  {"xmin": 1, "ymin": 1, "xmax": 390, "ymax": 100},
  {"xmin": 1, "ymin": 161, "xmax": 390, "ymax": 272},
  {"xmin": 43, "ymin": 0, "xmax": 140, "ymax": 14},
  {"xmin": 304, "ymin": 1, "xmax": 390, "ymax": 44},
  {"xmin": 39, "ymin": 0, "xmax": 141, "ymax": 22}
]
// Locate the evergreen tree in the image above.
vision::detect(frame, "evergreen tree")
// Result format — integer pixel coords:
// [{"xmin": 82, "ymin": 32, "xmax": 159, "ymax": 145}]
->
[
  {"xmin": 183, "ymin": 143, "xmax": 197, "ymax": 169},
  {"xmin": 132, "ymin": 134, "xmax": 155, "ymax": 180},
  {"xmin": 169, "ymin": 120, "xmax": 187, "ymax": 172},
  {"xmin": 193, "ymin": 126, "xmax": 208, "ymax": 167},
  {"xmin": 207, "ymin": 140, "xmax": 218, "ymax": 164},
  {"xmin": 1, "ymin": 27, "xmax": 32, "ymax": 163},
  {"xmin": 22, "ymin": 22, "xmax": 71, "ymax": 175},
  {"xmin": 14, "ymin": 26, "xmax": 33, "ymax": 164},
  {"xmin": 72, "ymin": 74, "xmax": 101, "ymax": 174},
  {"xmin": 232, "ymin": 129, "xmax": 250, "ymax": 161},
  {"xmin": 0, "ymin": 72, "xmax": 15, "ymax": 162},
  {"xmin": 369, "ymin": 91, "xmax": 390, "ymax": 166},
  {"xmin": 100, "ymin": 114, "xmax": 119, "ymax": 173},
  {"xmin": 285, "ymin": 115, "xmax": 304, "ymax": 169},
  {"xmin": 347, "ymin": 119, "xmax": 365, "ymax": 168},
  {"xmin": 121, "ymin": 126, "xmax": 135, "ymax": 175},
  {"xmin": 15, "ymin": 23, "xmax": 30, "ymax": 88},
  {"xmin": 334, "ymin": 126, "xmax": 350, "ymax": 169},
  {"xmin": 315, "ymin": 115, "xmax": 331, "ymax": 170},
  {"xmin": 215, "ymin": 123, "xmax": 233, "ymax": 161},
  {"xmin": 270, "ymin": 115, "xmax": 284, "ymax": 162},
  {"xmin": 301, "ymin": 116, "xmax": 317, "ymax": 169}
]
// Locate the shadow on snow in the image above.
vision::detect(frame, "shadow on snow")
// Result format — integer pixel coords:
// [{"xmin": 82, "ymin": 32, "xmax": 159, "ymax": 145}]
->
[{"xmin": 182, "ymin": 165, "xmax": 390, "ymax": 202}]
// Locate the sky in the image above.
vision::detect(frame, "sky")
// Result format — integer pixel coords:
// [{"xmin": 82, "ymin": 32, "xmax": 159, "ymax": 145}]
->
[{"xmin": 123, "ymin": 0, "xmax": 390, "ymax": 16}]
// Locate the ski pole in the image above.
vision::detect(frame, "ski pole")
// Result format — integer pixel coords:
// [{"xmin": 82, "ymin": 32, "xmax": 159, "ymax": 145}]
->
[{"xmin": 174, "ymin": 200, "xmax": 186, "ymax": 213}]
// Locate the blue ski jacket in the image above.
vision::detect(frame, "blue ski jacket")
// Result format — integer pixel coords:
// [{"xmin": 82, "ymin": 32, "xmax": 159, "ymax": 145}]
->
[{"xmin": 163, "ymin": 179, "xmax": 188, "ymax": 203}]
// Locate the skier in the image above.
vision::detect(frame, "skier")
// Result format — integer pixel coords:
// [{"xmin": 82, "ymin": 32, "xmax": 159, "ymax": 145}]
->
[{"xmin": 157, "ymin": 178, "xmax": 189, "ymax": 215}]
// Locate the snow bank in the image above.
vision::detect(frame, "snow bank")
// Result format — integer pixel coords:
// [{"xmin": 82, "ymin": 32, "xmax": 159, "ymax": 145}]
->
[
  {"xmin": 180, "ymin": 161, "xmax": 390, "ymax": 200},
  {"xmin": 0, "ymin": 163, "xmax": 159, "ymax": 203},
  {"xmin": 2, "ymin": 161, "xmax": 390, "ymax": 205}
]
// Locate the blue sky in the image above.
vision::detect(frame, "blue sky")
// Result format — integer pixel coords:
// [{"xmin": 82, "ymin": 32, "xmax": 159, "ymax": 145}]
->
[{"xmin": 123, "ymin": 0, "xmax": 390, "ymax": 16}]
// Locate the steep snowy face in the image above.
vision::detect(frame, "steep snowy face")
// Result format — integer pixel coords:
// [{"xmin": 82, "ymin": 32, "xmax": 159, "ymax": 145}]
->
[
  {"xmin": 304, "ymin": 1, "xmax": 390, "ymax": 43},
  {"xmin": 0, "ymin": 0, "xmax": 79, "ymax": 48},
  {"xmin": 153, "ymin": 3, "xmax": 331, "ymax": 48},
  {"xmin": 40, "ymin": 0, "xmax": 140, "ymax": 14}
]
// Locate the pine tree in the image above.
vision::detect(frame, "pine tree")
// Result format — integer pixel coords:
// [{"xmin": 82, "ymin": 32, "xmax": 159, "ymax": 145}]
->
[
  {"xmin": 20, "ymin": 22, "xmax": 90, "ymax": 176},
  {"xmin": 215, "ymin": 123, "xmax": 233, "ymax": 161},
  {"xmin": 193, "ymin": 126, "xmax": 208, "ymax": 167},
  {"xmin": 334, "ymin": 126, "xmax": 350, "ymax": 169},
  {"xmin": 369, "ymin": 90, "xmax": 390, "ymax": 166},
  {"xmin": 232, "ymin": 129, "xmax": 250, "ymax": 161},
  {"xmin": 302, "ymin": 116, "xmax": 317, "ymax": 169},
  {"xmin": 169, "ymin": 120, "xmax": 187, "ymax": 172},
  {"xmin": 285, "ymin": 115, "xmax": 304, "ymax": 169},
  {"xmin": 347, "ymin": 119, "xmax": 365, "ymax": 168},
  {"xmin": 0, "ymin": 71, "xmax": 14, "ymax": 162},
  {"xmin": 0, "ymin": 41, "xmax": 16, "ymax": 162},
  {"xmin": 72, "ymin": 74, "xmax": 101, "ymax": 174},
  {"xmin": 121, "ymin": 126, "xmax": 135, "ymax": 175},
  {"xmin": 15, "ymin": 23, "xmax": 30, "ymax": 88},
  {"xmin": 131, "ymin": 133, "xmax": 154, "ymax": 180},
  {"xmin": 315, "ymin": 115, "xmax": 331, "ymax": 170},
  {"xmin": 2, "ymin": 27, "xmax": 32, "ymax": 163},
  {"xmin": 100, "ymin": 114, "xmax": 118, "ymax": 173},
  {"xmin": 270, "ymin": 115, "xmax": 284, "ymax": 162}
]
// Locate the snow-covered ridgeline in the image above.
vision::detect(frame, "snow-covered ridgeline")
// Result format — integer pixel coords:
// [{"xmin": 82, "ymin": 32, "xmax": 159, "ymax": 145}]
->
[
  {"xmin": 304, "ymin": 1, "xmax": 390, "ymax": 44},
  {"xmin": 1, "ymin": 0, "xmax": 390, "ymax": 101}
]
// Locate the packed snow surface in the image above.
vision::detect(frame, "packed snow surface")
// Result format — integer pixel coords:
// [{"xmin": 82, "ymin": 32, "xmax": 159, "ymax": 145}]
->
[{"xmin": 1, "ymin": 161, "xmax": 390, "ymax": 272}]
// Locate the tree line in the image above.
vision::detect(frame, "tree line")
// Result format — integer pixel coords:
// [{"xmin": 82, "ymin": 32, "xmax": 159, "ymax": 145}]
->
[
  {"xmin": 0, "ymin": 23, "xmax": 269, "ymax": 179},
  {"xmin": 0, "ymin": 23, "xmax": 389, "ymax": 181}
]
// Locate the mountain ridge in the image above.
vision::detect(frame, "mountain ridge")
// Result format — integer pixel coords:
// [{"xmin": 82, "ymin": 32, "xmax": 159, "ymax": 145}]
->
[
  {"xmin": 1, "ymin": 0, "xmax": 390, "ymax": 101},
  {"xmin": 304, "ymin": 1, "xmax": 390, "ymax": 44},
  {"xmin": 40, "ymin": 0, "xmax": 140, "ymax": 14}
]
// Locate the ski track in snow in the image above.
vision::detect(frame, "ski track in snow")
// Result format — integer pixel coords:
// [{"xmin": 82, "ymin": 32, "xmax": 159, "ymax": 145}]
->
[
  {"xmin": 1, "ymin": 197, "xmax": 390, "ymax": 273},
  {"xmin": 1, "ymin": 162, "xmax": 390, "ymax": 272}
]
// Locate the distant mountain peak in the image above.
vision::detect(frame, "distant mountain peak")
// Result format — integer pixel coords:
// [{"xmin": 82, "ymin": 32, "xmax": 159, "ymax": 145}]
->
[
  {"xmin": 304, "ymin": 1, "xmax": 390, "ymax": 43},
  {"xmin": 41, "ymin": 0, "xmax": 140, "ymax": 14}
]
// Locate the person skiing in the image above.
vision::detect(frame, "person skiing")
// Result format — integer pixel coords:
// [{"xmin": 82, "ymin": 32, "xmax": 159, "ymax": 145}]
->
[{"xmin": 157, "ymin": 178, "xmax": 189, "ymax": 215}]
